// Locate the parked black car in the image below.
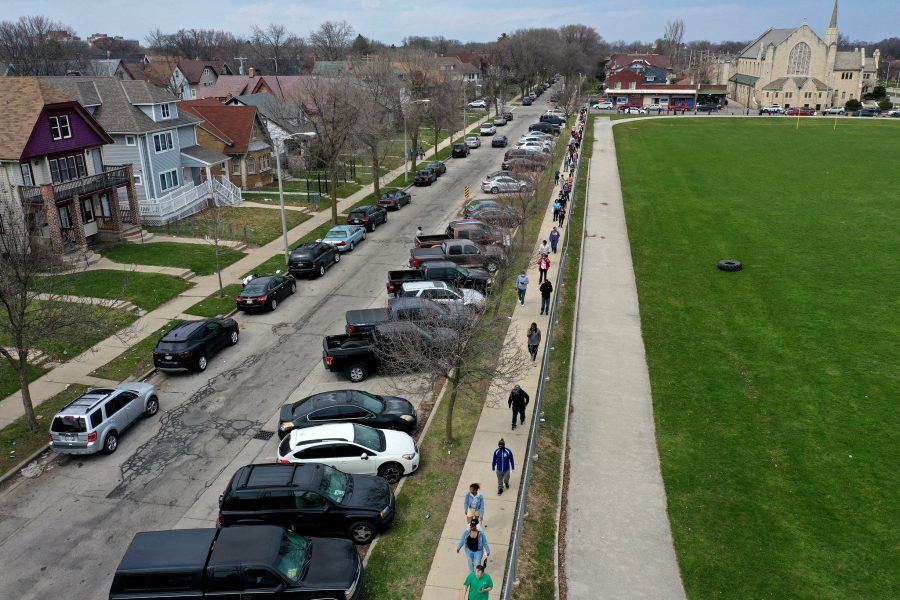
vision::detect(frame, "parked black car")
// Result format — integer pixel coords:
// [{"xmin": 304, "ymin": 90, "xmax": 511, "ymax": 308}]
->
[
  {"xmin": 347, "ymin": 205, "xmax": 387, "ymax": 232},
  {"xmin": 289, "ymin": 242, "xmax": 340, "ymax": 278},
  {"xmin": 153, "ymin": 318, "xmax": 239, "ymax": 372},
  {"xmin": 219, "ymin": 463, "xmax": 395, "ymax": 545},
  {"xmin": 502, "ymin": 110, "xmax": 513, "ymax": 121},
  {"xmin": 529, "ymin": 122, "xmax": 560, "ymax": 135},
  {"xmin": 522, "ymin": 97, "xmax": 533, "ymax": 106},
  {"xmin": 378, "ymin": 189, "xmax": 412, "ymax": 210},
  {"xmin": 856, "ymin": 107, "xmax": 881, "ymax": 117},
  {"xmin": 278, "ymin": 390, "xmax": 417, "ymax": 439},
  {"xmin": 492, "ymin": 134, "xmax": 508, "ymax": 147},
  {"xmin": 451, "ymin": 143, "xmax": 469, "ymax": 158},
  {"xmin": 697, "ymin": 103, "xmax": 720, "ymax": 112},
  {"xmin": 540, "ymin": 114, "xmax": 566, "ymax": 125},
  {"xmin": 413, "ymin": 169, "xmax": 436, "ymax": 186},
  {"xmin": 236, "ymin": 274, "xmax": 296, "ymax": 312},
  {"xmin": 425, "ymin": 161, "xmax": 447, "ymax": 177}
]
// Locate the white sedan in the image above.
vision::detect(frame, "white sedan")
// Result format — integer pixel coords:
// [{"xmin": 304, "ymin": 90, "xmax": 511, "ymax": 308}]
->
[
  {"xmin": 591, "ymin": 101, "xmax": 614, "ymax": 110},
  {"xmin": 480, "ymin": 123, "xmax": 497, "ymax": 135},
  {"xmin": 623, "ymin": 107, "xmax": 647, "ymax": 114},
  {"xmin": 482, "ymin": 175, "xmax": 530, "ymax": 194},
  {"xmin": 516, "ymin": 141, "xmax": 551, "ymax": 153},
  {"xmin": 277, "ymin": 423, "xmax": 419, "ymax": 484},
  {"xmin": 465, "ymin": 134, "xmax": 481, "ymax": 149},
  {"xmin": 468, "ymin": 100, "xmax": 487, "ymax": 109}
]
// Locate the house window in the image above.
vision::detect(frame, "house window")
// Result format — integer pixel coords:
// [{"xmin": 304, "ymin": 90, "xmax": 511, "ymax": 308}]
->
[
  {"xmin": 629, "ymin": 82, "xmax": 636, "ymax": 90},
  {"xmin": 261, "ymin": 155, "xmax": 271, "ymax": 170},
  {"xmin": 787, "ymin": 42, "xmax": 811, "ymax": 75},
  {"xmin": 133, "ymin": 173, "xmax": 143, "ymax": 185},
  {"xmin": 153, "ymin": 131, "xmax": 174, "ymax": 153},
  {"xmin": 159, "ymin": 169, "xmax": 179, "ymax": 191},
  {"xmin": 58, "ymin": 206, "xmax": 72, "ymax": 229},
  {"xmin": 614, "ymin": 82, "xmax": 622, "ymax": 90},
  {"xmin": 80, "ymin": 198, "xmax": 95, "ymax": 223},
  {"xmin": 247, "ymin": 158, "xmax": 257, "ymax": 174},
  {"xmin": 804, "ymin": 92, "xmax": 812, "ymax": 98},
  {"xmin": 231, "ymin": 160, "xmax": 241, "ymax": 175},
  {"xmin": 49, "ymin": 115, "xmax": 72, "ymax": 140},
  {"xmin": 125, "ymin": 136, "xmax": 136, "ymax": 146},
  {"xmin": 841, "ymin": 91, "xmax": 846, "ymax": 99},
  {"xmin": 20, "ymin": 163, "xmax": 34, "ymax": 186},
  {"xmin": 785, "ymin": 92, "xmax": 793, "ymax": 98},
  {"xmin": 646, "ymin": 76, "xmax": 655, "ymax": 82},
  {"xmin": 48, "ymin": 154, "xmax": 87, "ymax": 183},
  {"xmin": 99, "ymin": 194, "xmax": 112, "ymax": 218},
  {"xmin": 160, "ymin": 104, "xmax": 171, "ymax": 118}
]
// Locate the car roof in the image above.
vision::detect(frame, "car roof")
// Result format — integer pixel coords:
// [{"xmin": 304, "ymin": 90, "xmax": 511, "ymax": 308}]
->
[
  {"xmin": 401, "ymin": 280, "xmax": 448, "ymax": 291},
  {"xmin": 208, "ymin": 526, "xmax": 285, "ymax": 568},
  {"xmin": 161, "ymin": 320, "xmax": 211, "ymax": 341},
  {"xmin": 293, "ymin": 242, "xmax": 325, "ymax": 252},
  {"xmin": 350, "ymin": 205, "xmax": 377, "ymax": 212},
  {"xmin": 234, "ymin": 462, "xmax": 323, "ymax": 491},
  {"xmin": 288, "ymin": 423, "xmax": 356, "ymax": 446},
  {"xmin": 57, "ymin": 383, "xmax": 150, "ymax": 416},
  {"xmin": 118, "ymin": 529, "xmax": 218, "ymax": 573}
]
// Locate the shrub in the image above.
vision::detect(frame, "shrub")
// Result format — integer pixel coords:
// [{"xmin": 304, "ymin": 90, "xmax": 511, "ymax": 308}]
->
[
  {"xmin": 844, "ymin": 98, "xmax": 862, "ymax": 112},
  {"xmin": 877, "ymin": 99, "xmax": 893, "ymax": 111}
]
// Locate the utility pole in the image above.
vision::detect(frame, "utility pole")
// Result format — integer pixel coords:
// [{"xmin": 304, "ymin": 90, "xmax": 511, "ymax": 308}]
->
[{"xmin": 234, "ymin": 57, "xmax": 248, "ymax": 75}]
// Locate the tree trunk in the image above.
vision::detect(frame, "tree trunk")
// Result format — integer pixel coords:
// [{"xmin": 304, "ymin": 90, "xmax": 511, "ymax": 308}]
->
[
  {"xmin": 433, "ymin": 126, "xmax": 439, "ymax": 158},
  {"xmin": 16, "ymin": 356, "xmax": 38, "ymax": 431},
  {"xmin": 445, "ymin": 365, "xmax": 462, "ymax": 442},
  {"xmin": 410, "ymin": 131, "xmax": 419, "ymax": 174},
  {"xmin": 330, "ymin": 165, "xmax": 339, "ymax": 224},
  {"xmin": 370, "ymin": 148, "xmax": 381, "ymax": 199}
]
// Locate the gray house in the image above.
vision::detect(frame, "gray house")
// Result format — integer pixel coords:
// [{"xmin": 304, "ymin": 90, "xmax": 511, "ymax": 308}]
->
[{"xmin": 42, "ymin": 77, "xmax": 240, "ymax": 224}]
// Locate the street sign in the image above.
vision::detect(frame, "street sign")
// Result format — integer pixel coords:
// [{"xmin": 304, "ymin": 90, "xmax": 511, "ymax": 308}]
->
[{"xmin": 464, "ymin": 186, "xmax": 470, "ymax": 199}]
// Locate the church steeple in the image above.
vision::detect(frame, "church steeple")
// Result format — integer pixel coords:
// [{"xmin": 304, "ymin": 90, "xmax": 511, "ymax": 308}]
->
[{"xmin": 825, "ymin": 0, "xmax": 839, "ymax": 46}]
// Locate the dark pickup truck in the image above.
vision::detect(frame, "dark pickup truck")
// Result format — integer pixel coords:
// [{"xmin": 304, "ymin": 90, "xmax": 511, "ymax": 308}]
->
[
  {"xmin": 109, "ymin": 525, "xmax": 362, "ymax": 600},
  {"xmin": 414, "ymin": 220, "xmax": 508, "ymax": 248},
  {"xmin": 386, "ymin": 260, "xmax": 492, "ymax": 295},
  {"xmin": 409, "ymin": 239, "xmax": 505, "ymax": 273},
  {"xmin": 345, "ymin": 297, "xmax": 468, "ymax": 334},
  {"xmin": 323, "ymin": 321, "xmax": 457, "ymax": 382}
]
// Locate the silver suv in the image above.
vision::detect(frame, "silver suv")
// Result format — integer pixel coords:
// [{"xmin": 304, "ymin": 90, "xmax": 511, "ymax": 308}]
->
[{"xmin": 48, "ymin": 383, "xmax": 159, "ymax": 455}]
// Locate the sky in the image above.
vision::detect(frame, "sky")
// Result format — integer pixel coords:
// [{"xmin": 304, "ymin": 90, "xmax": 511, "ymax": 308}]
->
[{"xmin": 10, "ymin": 0, "xmax": 897, "ymax": 46}]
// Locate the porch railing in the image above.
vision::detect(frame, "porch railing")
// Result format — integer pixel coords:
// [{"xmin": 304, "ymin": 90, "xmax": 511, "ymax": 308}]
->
[
  {"xmin": 119, "ymin": 176, "xmax": 242, "ymax": 226},
  {"xmin": 21, "ymin": 166, "xmax": 129, "ymax": 204}
]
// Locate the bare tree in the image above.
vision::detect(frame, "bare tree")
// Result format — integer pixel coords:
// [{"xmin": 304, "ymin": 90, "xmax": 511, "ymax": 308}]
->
[
  {"xmin": 0, "ymin": 16, "xmax": 85, "ymax": 76},
  {"xmin": 146, "ymin": 28, "xmax": 245, "ymax": 61},
  {"xmin": 309, "ymin": 21, "xmax": 354, "ymax": 61},
  {"xmin": 249, "ymin": 24, "xmax": 303, "ymax": 74},
  {"xmin": 0, "ymin": 208, "xmax": 125, "ymax": 431},
  {"xmin": 397, "ymin": 51, "xmax": 442, "ymax": 174},
  {"xmin": 423, "ymin": 78, "xmax": 462, "ymax": 157},
  {"xmin": 352, "ymin": 58, "xmax": 402, "ymax": 199},
  {"xmin": 663, "ymin": 19, "xmax": 686, "ymax": 68}
]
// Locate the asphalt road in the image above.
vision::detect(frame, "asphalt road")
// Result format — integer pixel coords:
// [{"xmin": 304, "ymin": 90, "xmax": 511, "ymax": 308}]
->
[{"xmin": 0, "ymin": 99, "xmax": 549, "ymax": 599}]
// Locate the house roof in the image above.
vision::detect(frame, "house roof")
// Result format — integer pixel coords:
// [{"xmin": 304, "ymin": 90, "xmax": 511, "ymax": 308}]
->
[
  {"xmin": 834, "ymin": 51, "xmax": 875, "ymax": 71},
  {"xmin": 197, "ymin": 75, "xmax": 318, "ymax": 104},
  {"xmin": 761, "ymin": 77, "xmax": 829, "ymax": 91},
  {"xmin": 180, "ymin": 144, "xmax": 229, "ymax": 167},
  {"xmin": 729, "ymin": 74, "xmax": 759, "ymax": 86},
  {"xmin": 227, "ymin": 93, "xmax": 311, "ymax": 135},
  {"xmin": 738, "ymin": 28, "xmax": 798, "ymax": 59},
  {"xmin": 0, "ymin": 78, "xmax": 83, "ymax": 159},
  {"xmin": 178, "ymin": 60, "xmax": 232, "ymax": 84},
  {"xmin": 178, "ymin": 98, "xmax": 262, "ymax": 154},
  {"xmin": 41, "ymin": 77, "xmax": 200, "ymax": 134},
  {"xmin": 608, "ymin": 54, "xmax": 671, "ymax": 70},
  {"xmin": 87, "ymin": 59, "xmax": 126, "ymax": 77}
]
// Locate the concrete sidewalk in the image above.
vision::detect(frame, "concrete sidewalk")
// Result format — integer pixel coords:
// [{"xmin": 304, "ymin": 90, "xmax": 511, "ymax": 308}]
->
[
  {"xmin": 564, "ymin": 117, "xmax": 686, "ymax": 598},
  {"xmin": 0, "ymin": 114, "xmax": 490, "ymax": 430}
]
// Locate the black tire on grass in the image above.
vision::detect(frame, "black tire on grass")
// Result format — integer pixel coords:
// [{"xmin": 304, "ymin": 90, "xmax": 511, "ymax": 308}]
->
[{"xmin": 718, "ymin": 260, "xmax": 743, "ymax": 272}]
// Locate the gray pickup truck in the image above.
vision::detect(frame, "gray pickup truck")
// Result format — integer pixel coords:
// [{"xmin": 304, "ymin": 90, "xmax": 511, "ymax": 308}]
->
[
  {"xmin": 345, "ymin": 297, "xmax": 469, "ymax": 335},
  {"xmin": 409, "ymin": 239, "xmax": 505, "ymax": 273},
  {"xmin": 386, "ymin": 260, "xmax": 492, "ymax": 295},
  {"xmin": 414, "ymin": 220, "xmax": 508, "ymax": 248}
]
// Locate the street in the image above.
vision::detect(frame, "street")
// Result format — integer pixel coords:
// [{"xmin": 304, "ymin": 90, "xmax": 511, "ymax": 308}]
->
[{"xmin": 0, "ymin": 101, "xmax": 547, "ymax": 599}]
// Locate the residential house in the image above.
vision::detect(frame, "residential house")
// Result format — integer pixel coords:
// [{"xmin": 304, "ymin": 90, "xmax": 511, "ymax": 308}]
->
[
  {"xmin": 225, "ymin": 93, "xmax": 314, "ymax": 157},
  {"xmin": 606, "ymin": 62, "xmax": 725, "ymax": 109},
  {"xmin": 177, "ymin": 60, "xmax": 234, "ymax": 99},
  {"xmin": 197, "ymin": 71, "xmax": 318, "ymax": 103},
  {"xmin": 0, "ymin": 78, "xmax": 140, "ymax": 254},
  {"xmin": 178, "ymin": 99, "xmax": 275, "ymax": 190},
  {"xmin": 42, "ymin": 77, "xmax": 240, "ymax": 225}
]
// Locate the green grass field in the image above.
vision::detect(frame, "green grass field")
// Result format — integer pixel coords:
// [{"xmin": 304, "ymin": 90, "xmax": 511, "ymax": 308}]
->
[
  {"xmin": 615, "ymin": 118, "xmax": 899, "ymax": 599},
  {"xmin": 99, "ymin": 243, "xmax": 246, "ymax": 276},
  {"xmin": 146, "ymin": 207, "xmax": 310, "ymax": 246},
  {"xmin": 47, "ymin": 270, "xmax": 193, "ymax": 311}
]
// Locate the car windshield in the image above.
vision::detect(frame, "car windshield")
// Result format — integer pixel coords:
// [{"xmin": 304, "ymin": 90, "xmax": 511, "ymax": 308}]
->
[
  {"xmin": 325, "ymin": 230, "xmax": 346, "ymax": 239},
  {"xmin": 466, "ymin": 136, "xmax": 476, "ymax": 140},
  {"xmin": 355, "ymin": 391, "xmax": 385, "ymax": 413},
  {"xmin": 349, "ymin": 210, "xmax": 367, "ymax": 218},
  {"xmin": 274, "ymin": 530, "xmax": 311, "ymax": 583},
  {"xmin": 352, "ymin": 424, "xmax": 386, "ymax": 452},
  {"xmin": 318, "ymin": 465, "xmax": 351, "ymax": 503},
  {"xmin": 243, "ymin": 279, "xmax": 270, "ymax": 293},
  {"xmin": 417, "ymin": 171, "xmax": 430, "ymax": 176},
  {"xmin": 456, "ymin": 266, "xmax": 471, "ymax": 277},
  {"xmin": 51, "ymin": 415, "xmax": 86, "ymax": 433}
]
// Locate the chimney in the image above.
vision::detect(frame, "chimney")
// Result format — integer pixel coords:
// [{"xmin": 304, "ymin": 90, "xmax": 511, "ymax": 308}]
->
[
  {"xmin": 248, "ymin": 67, "xmax": 256, "ymax": 78},
  {"xmin": 860, "ymin": 47, "xmax": 865, "ymax": 67}
]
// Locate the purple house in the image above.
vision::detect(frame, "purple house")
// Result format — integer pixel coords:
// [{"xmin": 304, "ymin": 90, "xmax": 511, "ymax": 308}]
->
[{"xmin": 0, "ymin": 77, "xmax": 140, "ymax": 254}]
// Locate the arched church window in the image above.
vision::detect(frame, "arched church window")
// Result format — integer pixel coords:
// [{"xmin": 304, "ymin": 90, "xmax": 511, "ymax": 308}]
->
[{"xmin": 788, "ymin": 42, "xmax": 811, "ymax": 75}]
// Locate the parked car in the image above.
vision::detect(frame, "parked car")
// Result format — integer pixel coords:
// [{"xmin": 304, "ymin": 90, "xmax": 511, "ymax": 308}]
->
[
  {"xmin": 528, "ymin": 122, "xmax": 560, "ymax": 135},
  {"xmin": 467, "ymin": 99, "xmax": 487, "ymax": 109},
  {"xmin": 856, "ymin": 107, "xmax": 881, "ymax": 117},
  {"xmin": 153, "ymin": 318, "xmax": 239, "ymax": 372},
  {"xmin": 237, "ymin": 274, "xmax": 296, "ymax": 312},
  {"xmin": 502, "ymin": 110, "xmax": 513, "ymax": 121},
  {"xmin": 503, "ymin": 157, "xmax": 546, "ymax": 173},
  {"xmin": 493, "ymin": 116, "xmax": 507, "ymax": 126},
  {"xmin": 785, "ymin": 107, "xmax": 815, "ymax": 116},
  {"xmin": 540, "ymin": 114, "xmax": 566, "ymax": 125},
  {"xmin": 888, "ymin": 109, "xmax": 900, "ymax": 117},
  {"xmin": 645, "ymin": 103, "xmax": 666, "ymax": 111},
  {"xmin": 218, "ymin": 463, "xmax": 395, "ymax": 545},
  {"xmin": 387, "ymin": 261, "xmax": 493, "ymax": 296},
  {"xmin": 516, "ymin": 141, "xmax": 552, "ymax": 154},
  {"xmin": 414, "ymin": 169, "xmax": 437, "ymax": 186},
  {"xmin": 760, "ymin": 105, "xmax": 783, "ymax": 114},
  {"xmin": 415, "ymin": 219, "xmax": 507, "ymax": 248},
  {"xmin": 49, "ymin": 383, "xmax": 159, "ymax": 455},
  {"xmin": 398, "ymin": 281, "xmax": 487, "ymax": 311},
  {"xmin": 277, "ymin": 422, "xmax": 420, "ymax": 484},
  {"xmin": 425, "ymin": 161, "xmax": 447, "ymax": 177},
  {"xmin": 345, "ymin": 296, "xmax": 471, "ymax": 335},
  {"xmin": 347, "ymin": 205, "xmax": 387, "ymax": 232},
  {"xmin": 452, "ymin": 143, "xmax": 470, "ymax": 158},
  {"xmin": 480, "ymin": 123, "xmax": 496, "ymax": 136},
  {"xmin": 483, "ymin": 174, "xmax": 530, "ymax": 194},
  {"xmin": 322, "ymin": 225, "xmax": 367, "ymax": 252},
  {"xmin": 465, "ymin": 134, "xmax": 481, "ymax": 148},
  {"xmin": 591, "ymin": 101, "xmax": 614, "ymax": 110},
  {"xmin": 823, "ymin": 106, "xmax": 845, "ymax": 115},
  {"xmin": 503, "ymin": 148, "xmax": 548, "ymax": 162},
  {"xmin": 492, "ymin": 134, "xmax": 508, "ymax": 147},
  {"xmin": 289, "ymin": 242, "xmax": 340, "ymax": 278},
  {"xmin": 378, "ymin": 188, "xmax": 411, "ymax": 210},
  {"xmin": 409, "ymin": 239, "xmax": 505, "ymax": 273},
  {"xmin": 109, "ymin": 526, "xmax": 363, "ymax": 600},
  {"xmin": 278, "ymin": 390, "xmax": 417, "ymax": 438},
  {"xmin": 522, "ymin": 97, "xmax": 533, "ymax": 106},
  {"xmin": 623, "ymin": 107, "xmax": 647, "ymax": 114},
  {"xmin": 464, "ymin": 199, "xmax": 504, "ymax": 218}
]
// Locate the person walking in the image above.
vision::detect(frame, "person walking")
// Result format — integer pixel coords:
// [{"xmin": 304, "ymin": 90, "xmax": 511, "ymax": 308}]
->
[
  {"xmin": 557, "ymin": 205, "xmax": 567, "ymax": 227},
  {"xmin": 463, "ymin": 483, "xmax": 485, "ymax": 526},
  {"xmin": 461, "ymin": 564, "xmax": 493, "ymax": 600},
  {"xmin": 549, "ymin": 227, "xmax": 560, "ymax": 253},
  {"xmin": 552, "ymin": 199, "xmax": 561, "ymax": 221},
  {"xmin": 515, "ymin": 271, "xmax": 529, "ymax": 305},
  {"xmin": 527, "ymin": 322, "xmax": 541, "ymax": 361},
  {"xmin": 537, "ymin": 239, "xmax": 551, "ymax": 257},
  {"xmin": 457, "ymin": 521, "xmax": 491, "ymax": 572},
  {"xmin": 537, "ymin": 254, "xmax": 550, "ymax": 283},
  {"xmin": 539, "ymin": 279, "xmax": 553, "ymax": 315},
  {"xmin": 491, "ymin": 439, "xmax": 515, "ymax": 494},
  {"xmin": 508, "ymin": 385, "xmax": 530, "ymax": 430},
  {"xmin": 554, "ymin": 169, "xmax": 560, "ymax": 186}
]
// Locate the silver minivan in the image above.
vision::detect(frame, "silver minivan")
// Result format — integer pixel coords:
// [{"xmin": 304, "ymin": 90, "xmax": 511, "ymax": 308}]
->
[{"xmin": 48, "ymin": 383, "xmax": 159, "ymax": 455}]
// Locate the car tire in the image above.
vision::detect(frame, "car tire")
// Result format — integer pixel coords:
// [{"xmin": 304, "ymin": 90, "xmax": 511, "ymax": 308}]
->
[
  {"xmin": 103, "ymin": 431, "xmax": 119, "ymax": 454},
  {"xmin": 348, "ymin": 521, "xmax": 376, "ymax": 545},
  {"xmin": 362, "ymin": 231, "xmax": 367, "ymax": 240},
  {"xmin": 491, "ymin": 187, "xmax": 499, "ymax": 194},
  {"xmin": 348, "ymin": 363, "xmax": 366, "ymax": 383},
  {"xmin": 378, "ymin": 463, "xmax": 404, "ymax": 485},
  {"xmin": 367, "ymin": 223, "xmax": 375, "ymax": 232},
  {"xmin": 229, "ymin": 330, "xmax": 239, "ymax": 346},
  {"xmin": 334, "ymin": 253, "xmax": 341, "ymax": 263},
  {"xmin": 486, "ymin": 262, "xmax": 498, "ymax": 273},
  {"xmin": 195, "ymin": 353, "xmax": 208, "ymax": 372},
  {"xmin": 718, "ymin": 260, "xmax": 743, "ymax": 272},
  {"xmin": 519, "ymin": 185, "xmax": 528, "ymax": 193},
  {"xmin": 349, "ymin": 242, "xmax": 354, "ymax": 252},
  {"xmin": 289, "ymin": 282, "xmax": 297, "ymax": 295},
  {"xmin": 144, "ymin": 396, "xmax": 159, "ymax": 417},
  {"xmin": 382, "ymin": 213, "xmax": 387, "ymax": 223},
  {"xmin": 318, "ymin": 265, "xmax": 326, "ymax": 277}
]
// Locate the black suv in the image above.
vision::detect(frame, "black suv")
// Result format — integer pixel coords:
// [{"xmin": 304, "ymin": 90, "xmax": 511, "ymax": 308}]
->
[
  {"xmin": 219, "ymin": 463, "xmax": 395, "ymax": 545},
  {"xmin": 153, "ymin": 319, "xmax": 239, "ymax": 372},
  {"xmin": 290, "ymin": 242, "xmax": 340, "ymax": 278},
  {"xmin": 347, "ymin": 205, "xmax": 387, "ymax": 232},
  {"xmin": 540, "ymin": 114, "xmax": 566, "ymax": 125},
  {"xmin": 529, "ymin": 122, "xmax": 560, "ymax": 135},
  {"xmin": 451, "ymin": 143, "xmax": 469, "ymax": 158}
]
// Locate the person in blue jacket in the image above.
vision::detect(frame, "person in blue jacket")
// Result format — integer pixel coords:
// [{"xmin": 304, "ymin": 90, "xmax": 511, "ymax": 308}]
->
[
  {"xmin": 463, "ymin": 483, "xmax": 485, "ymax": 526},
  {"xmin": 491, "ymin": 439, "xmax": 515, "ymax": 494},
  {"xmin": 457, "ymin": 519, "xmax": 491, "ymax": 572}
]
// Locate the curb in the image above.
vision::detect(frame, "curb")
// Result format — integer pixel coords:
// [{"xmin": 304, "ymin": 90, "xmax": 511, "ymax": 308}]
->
[{"xmin": 0, "ymin": 444, "xmax": 50, "ymax": 487}]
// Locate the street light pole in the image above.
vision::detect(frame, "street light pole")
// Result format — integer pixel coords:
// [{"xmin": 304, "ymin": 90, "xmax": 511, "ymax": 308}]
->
[
  {"xmin": 403, "ymin": 109, "xmax": 409, "ymax": 184},
  {"xmin": 276, "ymin": 132, "xmax": 315, "ymax": 264}
]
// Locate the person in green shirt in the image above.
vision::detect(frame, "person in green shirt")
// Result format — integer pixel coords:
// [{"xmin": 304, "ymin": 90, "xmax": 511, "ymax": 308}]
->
[{"xmin": 461, "ymin": 564, "xmax": 493, "ymax": 600}]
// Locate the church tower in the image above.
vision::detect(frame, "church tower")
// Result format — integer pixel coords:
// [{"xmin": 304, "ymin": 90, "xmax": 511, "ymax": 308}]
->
[{"xmin": 825, "ymin": 0, "xmax": 839, "ymax": 47}]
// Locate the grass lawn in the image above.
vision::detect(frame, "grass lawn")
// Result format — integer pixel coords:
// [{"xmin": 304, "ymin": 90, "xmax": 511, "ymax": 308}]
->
[
  {"xmin": 0, "ymin": 361, "xmax": 49, "ymax": 403},
  {"xmin": 185, "ymin": 284, "xmax": 243, "ymax": 318},
  {"xmin": 0, "ymin": 384, "xmax": 88, "ymax": 479},
  {"xmin": 99, "ymin": 243, "xmax": 245, "ymax": 276},
  {"xmin": 47, "ymin": 270, "xmax": 192, "ymax": 311},
  {"xmin": 615, "ymin": 118, "xmax": 900, "ymax": 598},
  {"xmin": 146, "ymin": 207, "xmax": 310, "ymax": 246}
]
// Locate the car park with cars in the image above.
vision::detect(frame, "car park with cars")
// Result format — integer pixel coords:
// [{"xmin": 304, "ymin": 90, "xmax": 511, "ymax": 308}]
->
[
  {"xmin": 480, "ymin": 122, "xmax": 496, "ymax": 136},
  {"xmin": 451, "ymin": 143, "xmax": 470, "ymax": 158},
  {"xmin": 377, "ymin": 188, "xmax": 411, "ymax": 210},
  {"xmin": 49, "ymin": 383, "xmax": 159, "ymax": 455},
  {"xmin": 278, "ymin": 390, "xmax": 417, "ymax": 438},
  {"xmin": 277, "ymin": 422, "xmax": 419, "ymax": 484},
  {"xmin": 414, "ymin": 169, "xmax": 437, "ymax": 186},
  {"xmin": 322, "ymin": 225, "xmax": 367, "ymax": 252},
  {"xmin": 465, "ymin": 134, "xmax": 481, "ymax": 148},
  {"xmin": 153, "ymin": 318, "xmax": 240, "ymax": 372},
  {"xmin": 237, "ymin": 274, "xmax": 296, "ymax": 312},
  {"xmin": 218, "ymin": 463, "xmax": 396, "ymax": 545},
  {"xmin": 347, "ymin": 205, "xmax": 387, "ymax": 232}
]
